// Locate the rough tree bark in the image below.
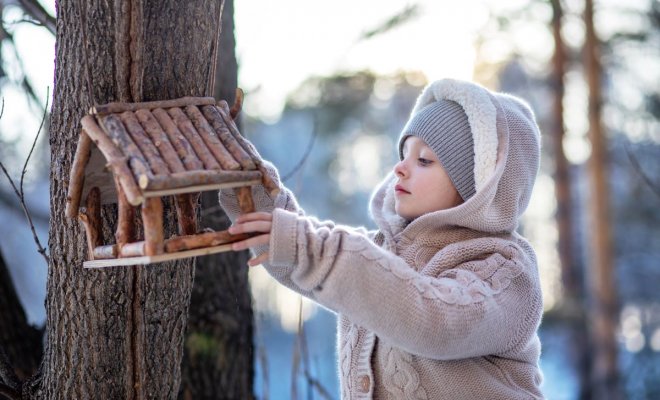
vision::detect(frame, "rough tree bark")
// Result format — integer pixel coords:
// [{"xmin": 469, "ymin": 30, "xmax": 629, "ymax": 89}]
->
[
  {"xmin": 0, "ymin": 247, "xmax": 42, "ymax": 382},
  {"xmin": 584, "ymin": 0, "xmax": 621, "ymax": 398},
  {"xmin": 17, "ymin": 1, "xmax": 239, "ymax": 398},
  {"xmin": 179, "ymin": 1, "xmax": 255, "ymax": 398}
]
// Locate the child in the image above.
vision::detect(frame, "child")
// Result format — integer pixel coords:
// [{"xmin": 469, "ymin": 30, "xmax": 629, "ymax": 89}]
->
[{"xmin": 220, "ymin": 78, "xmax": 544, "ymax": 399}]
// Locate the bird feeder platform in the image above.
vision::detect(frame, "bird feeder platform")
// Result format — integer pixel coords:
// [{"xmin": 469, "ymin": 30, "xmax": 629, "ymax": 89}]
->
[{"xmin": 65, "ymin": 95, "xmax": 278, "ymax": 268}]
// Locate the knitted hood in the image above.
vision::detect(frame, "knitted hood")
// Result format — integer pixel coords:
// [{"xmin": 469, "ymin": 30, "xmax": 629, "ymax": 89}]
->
[{"xmin": 369, "ymin": 79, "xmax": 541, "ymax": 241}]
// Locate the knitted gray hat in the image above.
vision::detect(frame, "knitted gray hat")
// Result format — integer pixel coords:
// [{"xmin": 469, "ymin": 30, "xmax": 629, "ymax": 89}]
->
[{"xmin": 398, "ymin": 99, "xmax": 476, "ymax": 201}]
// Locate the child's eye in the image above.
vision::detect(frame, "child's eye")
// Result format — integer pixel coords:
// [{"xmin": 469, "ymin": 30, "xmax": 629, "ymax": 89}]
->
[{"xmin": 418, "ymin": 158, "xmax": 433, "ymax": 166}]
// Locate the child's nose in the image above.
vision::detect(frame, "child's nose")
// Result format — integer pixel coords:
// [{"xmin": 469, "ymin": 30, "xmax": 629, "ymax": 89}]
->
[{"xmin": 394, "ymin": 159, "xmax": 407, "ymax": 178}]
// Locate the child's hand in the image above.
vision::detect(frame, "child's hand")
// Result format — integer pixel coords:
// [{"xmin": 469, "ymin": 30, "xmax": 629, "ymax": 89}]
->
[{"xmin": 227, "ymin": 211, "xmax": 273, "ymax": 266}]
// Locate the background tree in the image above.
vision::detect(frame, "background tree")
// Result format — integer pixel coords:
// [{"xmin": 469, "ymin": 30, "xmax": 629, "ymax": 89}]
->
[
  {"xmin": 179, "ymin": 0, "xmax": 255, "ymax": 398},
  {"xmin": 584, "ymin": 0, "xmax": 620, "ymax": 397}
]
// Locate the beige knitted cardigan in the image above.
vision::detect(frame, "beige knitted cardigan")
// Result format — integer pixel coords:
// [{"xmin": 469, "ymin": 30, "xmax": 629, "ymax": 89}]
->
[{"xmin": 219, "ymin": 85, "xmax": 544, "ymax": 399}]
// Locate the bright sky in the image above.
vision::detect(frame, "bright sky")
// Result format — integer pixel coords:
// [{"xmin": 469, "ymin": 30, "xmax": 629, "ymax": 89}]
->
[{"xmin": 235, "ymin": 0, "xmax": 492, "ymax": 119}]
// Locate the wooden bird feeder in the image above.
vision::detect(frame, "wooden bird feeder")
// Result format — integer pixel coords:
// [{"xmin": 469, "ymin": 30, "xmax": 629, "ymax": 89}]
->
[{"xmin": 65, "ymin": 94, "xmax": 278, "ymax": 268}]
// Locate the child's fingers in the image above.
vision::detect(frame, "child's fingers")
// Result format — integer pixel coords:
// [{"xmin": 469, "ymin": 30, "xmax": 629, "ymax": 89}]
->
[
  {"xmin": 247, "ymin": 252, "xmax": 269, "ymax": 267},
  {"xmin": 231, "ymin": 233, "xmax": 270, "ymax": 251},
  {"xmin": 234, "ymin": 212, "xmax": 272, "ymax": 224},
  {"xmin": 228, "ymin": 220, "xmax": 272, "ymax": 235}
]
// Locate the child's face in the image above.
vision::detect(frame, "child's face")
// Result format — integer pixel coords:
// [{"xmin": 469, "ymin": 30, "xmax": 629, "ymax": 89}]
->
[{"xmin": 394, "ymin": 136, "xmax": 462, "ymax": 220}]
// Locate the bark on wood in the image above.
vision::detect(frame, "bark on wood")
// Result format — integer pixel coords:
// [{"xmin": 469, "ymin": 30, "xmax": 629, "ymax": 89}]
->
[
  {"xmin": 234, "ymin": 186, "xmax": 255, "ymax": 214},
  {"xmin": 167, "ymin": 107, "xmax": 221, "ymax": 170},
  {"xmin": 66, "ymin": 130, "xmax": 94, "ymax": 218},
  {"xmin": 119, "ymin": 111, "xmax": 170, "ymax": 175},
  {"xmin": 200, "ymin": 105, "xmax": 256, "ymax": 170},
  {"xmin": 81, "ymin": 115, "xmax": 143, "ymax": 205},
  {"xmin": 151, "ymin": 108, "xmax": 205, "ymax": 171},
  {"xmin": 184, "ymin": 105, "xmax": 241, "ymax": 170},
  {"xmin": 78, "ymin": 187, "xmax": 102, "ymax": 260},
  {"xmin": 216, "ymin": 102, "xmax": 281, "ymax": 196},
  {"xmin": 164, "ymin": 230, "xmax": 251, "ymax": 253},
  {"xmin": 175, "ymin": 194, "xmax": 198, "ymax": 235},
  {"xmin": 115, "ymin": 176, "xmax": 136, "ymax": 251},
  {"xmin": 229, "ymin": 87, "xmax": 243, "ymax": 119},
  {"xmin": 100, "ymin": 114, "xmax": 154, "ymax": 181},
  {"xmin": 134, "ymin": 109, "xmax": 186, "ymax": 173},
  {"xmin": 142, "ymin": 197, "xmax": 164, "ymax": 256},
  {"xmin": 93, "ymin": 244, "xmax": 118, "ymax": 259},
  {"xmin": 91, "ymin": 96, "xmax": 216, "ymax": 115},
  {"xmin": 140, "ymin": 169, "xmax": 262, "ymax": 191}
]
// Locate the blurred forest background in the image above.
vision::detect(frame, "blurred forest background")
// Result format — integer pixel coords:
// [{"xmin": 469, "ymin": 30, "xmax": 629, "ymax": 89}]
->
[{"xmin": 0, "ymin": 0, "xmax": 659, "ymax": 399}]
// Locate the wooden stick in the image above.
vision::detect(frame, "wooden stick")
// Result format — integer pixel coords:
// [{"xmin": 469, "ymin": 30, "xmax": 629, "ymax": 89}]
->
[
  {"xmin": 140, "ymin": 169, "xmax": 262, "ymax": 190},
  {"xmin": 119, "ymin": 241, "xmax": 145, "ymax": 258},
  {"xmin": 119, "ymin": 111, "xmax": 170, "ymax": 175},
  {"xmin": 142, "ymin": 197, "xmax": 164, "ymax": 256},
  {"xmin": 81, "ymin": 116, "xmax": 144, "ymax": 205},
  {"xmin": 93, "ymin": 244, "xmax": 118, "ymax": 259},
  {"xmin": 164, "ymin": 230, "xmax": 252, "ymax": 253},
  {"xmin": 151, "ymin": 108, "xmax": 204, "ymax": 171},
  {"xmin": 174, "ymin": 194, "xmax": 198, "ymax": 235},
  {"xmin": 78, "ymin": 187, "xmax": 102, "ymax": 260},
  {"xmin": 167, "ymin": 107, "xmax": 221, "ymax": 170},
  {"xmin": 66, "ymin": 129, "xmax": 94, "ymax": 218},
  {"xmin": 114, "ymin": 176, "xmax": 136, "ymax": 252},
  {"xmin": 200, "ymin": 105, "xmax": 256, "ymax": 170},
  {"xmin": 230, "ymin": 88, "xmax": 244, "ymax": 120},
  {"xmin": 94, "ymin": 231, "xmax": 254, "ymax": 259},
  {"xmin": 134, "ymin": 109, "xmax": 186, "ymax": 173},
  {"xmin": 99, "ymin": 114, "xmax": 154, "ymax": 184},
  {"xmin": 184, "ymin": 105, "xmax": 241, "ymax": 170},
  {"xmin": 90, "ymin": 96, "xmax": 216, "ymax": 115},
  {"xmin": 234, "ymin": 186, "xmax": 255, "ymax": 214},
  {"xmin": 216, "ymin": 102, "xmax": 281, "ymax": 196}
]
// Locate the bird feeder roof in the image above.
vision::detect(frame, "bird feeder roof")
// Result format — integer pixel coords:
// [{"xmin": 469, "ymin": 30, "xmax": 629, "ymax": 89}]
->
[{"xmin": 66, "ymin": 96, "xmax": 262, "ymax": 218}]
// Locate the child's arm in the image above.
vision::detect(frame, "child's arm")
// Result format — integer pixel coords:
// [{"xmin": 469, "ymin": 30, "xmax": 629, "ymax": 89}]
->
[
  {"xmin": 231, "ymin": 208, "xmax": 542, "ymax": 361},
  {"xmin": 219, "ymin": 159, "xmax": 379, "ymax": 298}
]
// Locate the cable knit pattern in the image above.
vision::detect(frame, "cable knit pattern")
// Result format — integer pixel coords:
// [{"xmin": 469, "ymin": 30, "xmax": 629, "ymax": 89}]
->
[
  {"xmin": 382, "ymin": 345, "xmax": 429, "ymax": 400},
  {"xmin": 218, "ymin": 79, "xmax": 545, "ymax": 399}
]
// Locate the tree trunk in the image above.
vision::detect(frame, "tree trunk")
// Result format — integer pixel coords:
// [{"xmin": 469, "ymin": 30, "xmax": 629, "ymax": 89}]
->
[
  {"xmin": 179, "ymin": 1, "xmax": 255, "ymax": 398},
  {"xmin": 0, "ymin": 247, "xmax": 42, "ymax": 382},
  {"xmin": 584, "ymin": 0, "xmax": 621, "ymax": 398},
  {"xmin": 549, "ymin": 1, "xmax": 592, "ymax": 398},
  {"xmin": 30, "ymin": 1, "xmax": 228, "ymax": 398}
]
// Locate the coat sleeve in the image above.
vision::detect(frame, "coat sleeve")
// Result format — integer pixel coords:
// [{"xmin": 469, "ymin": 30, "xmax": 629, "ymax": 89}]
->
[
  {"xmin": 265, "ymin": 208, "xmax": 543, "ymax": 361},
  {"xmin": 218, "ymin": 160, "xmax": 378, "ymax": 299}
]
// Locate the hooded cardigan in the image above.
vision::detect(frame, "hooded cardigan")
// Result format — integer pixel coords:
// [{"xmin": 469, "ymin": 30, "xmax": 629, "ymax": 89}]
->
[{"xmin": 219, "ymin": 79, "xmax": 545, "ymax": 399}]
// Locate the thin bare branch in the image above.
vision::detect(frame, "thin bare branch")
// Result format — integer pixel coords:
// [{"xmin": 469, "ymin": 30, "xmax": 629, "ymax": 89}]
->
[
  {"xmin": 624, "ymin": 141, "xmax": 660, "ymax": 199},
  {"xmin": 359, "ymin": 4, "xmax": 420, "ymax": 41},
  {"xmin": 0, "ymin": 91, "xmax": 50, "ymax": 266},
  {"xmin": 20, "ymin": 87, "xmax": 49, "ymax": 196},
  {"xmin": 282, "ymin": 115, "xmax": 319, "ymax": 182}
]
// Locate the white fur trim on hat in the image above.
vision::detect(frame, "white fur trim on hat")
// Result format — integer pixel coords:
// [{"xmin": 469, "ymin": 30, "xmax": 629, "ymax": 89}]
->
[{"xmin": 411, "ymin": 79, "xmax": 498, "ymax": 193}]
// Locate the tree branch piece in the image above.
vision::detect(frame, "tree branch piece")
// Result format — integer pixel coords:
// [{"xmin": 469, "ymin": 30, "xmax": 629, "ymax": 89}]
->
[
  {"xmin": 17, "ymin": 0, "xmax": 56, "ymax": 35},
  {"xmin": 229, "ymin": 88, "xmax": 243, "ymax": 119}
]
